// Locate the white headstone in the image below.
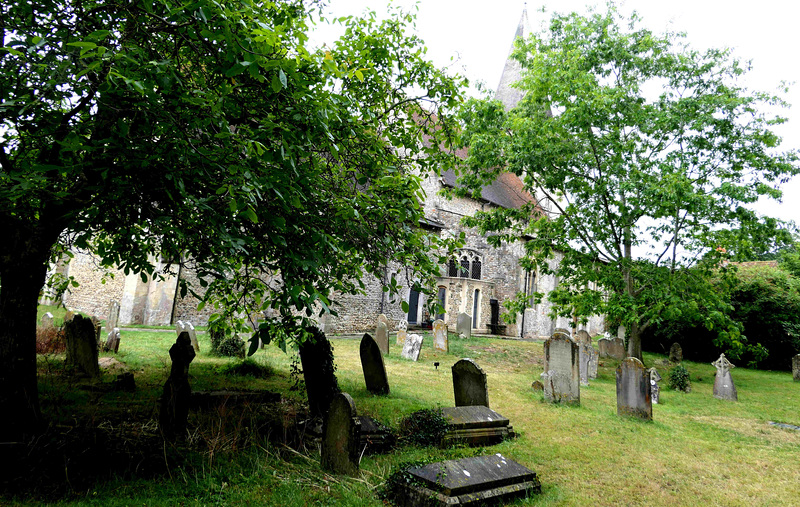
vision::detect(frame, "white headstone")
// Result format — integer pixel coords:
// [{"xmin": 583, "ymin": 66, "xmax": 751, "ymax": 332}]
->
[{"xmin": 400, "ymin": 333, "xmax": 424, "ymax": 361}]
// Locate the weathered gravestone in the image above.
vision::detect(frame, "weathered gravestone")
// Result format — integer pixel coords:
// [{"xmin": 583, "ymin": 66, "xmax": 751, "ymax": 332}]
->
[
  {"xmin": 793, "ymin": 354, "xmax": 800, "ymax": 382},
  {"xmin": 649, "ymin": 367, "xmax": 662, "ymax": 404},
  {"xmin": 432, "ymin": 319, "xmax": 448, "ymax": 352},
  {"xmin": 542, "ymin": 333, "xmax": 580, "ymax": 405},
  {"xmin": 40, "ymin": 312, "xmax": 54, "ymax": 329},
  {"xmin": 103, "ymin": 327, "xmax": 121, "ymax": 353},
  {"xmin": 390, "ymin": 454, "xmax": 541, "ymax": 506},
  {"xmin": 440, "ymin": 406, "xmax": 514, "ymax": 447},
  {"xmin": 597, "ymin": 336, "xmax": 611, "ymax": 358},
  {"xmin": 608, "ymin": 337, "xmax": 626, "ymax": 360},
  {"xmin": 159, "ymin": 332, "xmax": 196, "ymax": 437},
  {"xmin": 105, "ymin": 301, "xmax": 120, "ymax": 335},
  {"xmin": 712, "ymin": 353, "xmax": 738, "ymax": 401},
  {"xmin": 376, "ymin": 313, "xmax": 389, "ymax": 331},
  {"xmin": 395, "ymin": 320, "xmax": 408, "ymax": 346},
  {"xmin": 400, "ymin": 333, "xmax": 424, "ymax": 361},
  {"xmin": 175, "ymin": 320, "xmax": 200, "ymax": 354},
  {"xmin": 375, "ymin": 321, "xmax": 389, "ymax": 355},
  {"xmin": 457, "ymin": 312, "xmax": 472, "ymax": 339},
  {"xmin": 452, "ymin": 358, "xmax": 489, "ymax": 408},
  {"xmin": 64, "ymin": 314, "xmax": 100, "ymax": 378},
  {"xmin": 579, "ymin": 342, "xmax": 591, "ymax": 386},
  {"xmin": 617, "ymin": 325, "xmax": 626, "ymax": 340},
  {"xmin": 321, "ymin": 392, "xmax": 361, "ymax": 476},
  {"xmin": 588, "ymin": 345, "xmax": 598, "ymax": 379},
  {"xmin": 553, "ymin": 327, "xmax": 572, "ymax": 338},
  {"xmin": 575, "ymin": 330, "xmax": 592, "ymax": 346},
  {"xmin": 360, "ymin": 334, "xmax": 389, "ymax": 395},
  {"xmin": 669, "ymin": 342, "xmax": 683, "ymax": 363},
  {"xmin": 63, "ymin": 309, "xmax": 75, "ymax": 323},
  {"xmin": 616, "ymin": 357, "xmax": 652, "ymax": 420},
  {"xmin": 299, "ymin": 327, "xmax": 341, "ymax": 418}
]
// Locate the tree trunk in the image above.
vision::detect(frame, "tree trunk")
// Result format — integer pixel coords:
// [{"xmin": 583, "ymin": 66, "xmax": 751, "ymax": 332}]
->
[
  {"xmin": 627, "ymin": 320, "xmax": 643, "ymax": 361},
  {"xmin": 0, "ymin": 224, "xmax": 58, "ymax": 441}
]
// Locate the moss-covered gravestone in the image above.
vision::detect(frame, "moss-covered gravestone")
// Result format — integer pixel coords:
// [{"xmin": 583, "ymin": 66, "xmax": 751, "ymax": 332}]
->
[
  {"xmin": 321, "ymin": 392, "xmax": 361, "ymax": 476},
  {"xmin": 299, "ymin": 327, "xmax": 341, "ymax": 418},
  {"xmin": 542, "ymin": 333, "xmax": 580, "ymax": 405},
  {"xmin": 360, "ymin": 333, "xmax": 389, "ymax": 395},
  {"xmin": 64, "ymin": 314, "xmax": 100, "ymax": 378},
  {"xmin": 159, "ymin": 332, "xmax": 196, "ymax": 437},
  {"xmin": 616, "ymin": 357, "xmax": 652, "ymax": 420}
]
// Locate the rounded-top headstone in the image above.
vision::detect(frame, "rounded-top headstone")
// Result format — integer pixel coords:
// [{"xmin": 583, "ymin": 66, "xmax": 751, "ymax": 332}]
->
[
  {"xmin": 452, "ymin": 358, "xmax": 489, "ymax": 408},
  {"xmin": 321, "ymin": 392, "xmax": 361, "ymax": 476},
  {"xmin": 669, "ymin": 342, "xmax": 683, "ymax": 363},
  {"xmin": 360, "ymin": 334, "xmax": 389, "ymax": 395}
]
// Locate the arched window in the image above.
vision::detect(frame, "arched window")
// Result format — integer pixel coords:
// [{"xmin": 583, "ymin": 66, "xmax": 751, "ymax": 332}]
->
[
  {"xmin": 460, "ymin": 256, "xmax": 470, "ymax": 278},
  {"xmin": 447, "ymin": 250, "xmax": 484, "ymax": 280},
  {"xmin": 471, "ymin": 258, "xmax": 482, "ymax": 280},
  {"xmin": 448, "ymin": 258, "xmax": 458, "ymax": 277}
]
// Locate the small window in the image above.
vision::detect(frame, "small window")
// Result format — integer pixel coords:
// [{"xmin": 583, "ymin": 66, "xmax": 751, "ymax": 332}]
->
[
  {"xmin": 448, "ymin": 258, "xmax": 458, "ymax": 277},
  {"xmin": 460, "ymin": 257, "xmax": 470, "ymax": 278},
  {"xmin": 471, "ymin": 259, "xmax": 482, "ymax": 280}
]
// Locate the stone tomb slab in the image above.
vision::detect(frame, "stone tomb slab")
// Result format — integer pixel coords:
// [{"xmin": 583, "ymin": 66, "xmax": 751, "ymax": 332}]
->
[
  {"xmin": 440, "ymin": 405, "xmax": 514, "ymax": 447},
  {"xmin": 392, "ymin": 454, "xmax": 541, "ymax": 506}
]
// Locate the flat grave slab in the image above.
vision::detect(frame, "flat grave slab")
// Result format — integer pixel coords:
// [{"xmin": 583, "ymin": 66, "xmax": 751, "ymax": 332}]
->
[
  {"xmin": 392, "ymin": 454, "xmax": 541, "ymax": 506},
  {"xmin": 440, "ymin": 405, "xmax": 514, "ymax": 446}
]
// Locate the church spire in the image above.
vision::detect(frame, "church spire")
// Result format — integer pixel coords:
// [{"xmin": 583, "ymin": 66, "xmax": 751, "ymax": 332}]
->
[{"xmin": 495, "ymin": 6, "xmax": 530, "ymax": 110}]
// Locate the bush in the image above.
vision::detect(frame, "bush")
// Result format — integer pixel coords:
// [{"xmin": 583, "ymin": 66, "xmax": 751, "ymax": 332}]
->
[
  {"xmin": 218, "ymin": 358, "xmax": 273, "ymax": 378},
  {"xmin": 217, "ymin": 336, "xmax": 246, "ymax": 358},
  {"xmin": 398, "ymin": 409, "xmax": 448, "ymax": 447},
  {"xmin": 36, "ymin": 325, "xmax": 65, "ymax": 354},
  {"xmin": 668, "ymin": 365, "xmax": 691, "ymax": 392}
]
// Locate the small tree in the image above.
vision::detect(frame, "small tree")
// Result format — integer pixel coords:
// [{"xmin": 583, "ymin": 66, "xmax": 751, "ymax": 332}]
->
[{"xmin": 457, "ymin": 4, "xmax": 798, "ymax": 359}]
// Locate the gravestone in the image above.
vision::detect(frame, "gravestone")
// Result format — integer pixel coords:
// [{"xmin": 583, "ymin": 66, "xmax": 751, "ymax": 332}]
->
[
  {"xmin": 452, "ymin": 358, "xmax": 489, "ymax": 408},
  {"xmin": 159, "ymin": 332, "xmax": 196, "ymax": 437},
  {"xmin": 103, "ymin": 327, "xmax": 121, "ymax": 353},
  {"xmin": 649, "ymin": 367, "xmax": 662, "ymax": 404},
  {"xmin": 64, "ymin": 314, "xmax": 100, "ymax": 378},
  {"xmin": 376, "ymin": 313, "xmax": 389, "ymax": 331},
  {"xmin": 712, "ymin": 353, "xmax": 738, "ymax": 401},
  {"xmin": 553, "ymin": 327, "xmax": 572, "ymax": 338},
  {"xmin": 588, "ymin": 345, "xmax": 598, "ymax": 379},
  {"xmin": 669, "ymin": 342, "xmax": 683, "ymax": 363},
  {"xmin": 106, "ymin": 301, "xmax": 120, "ymax": 335},
  {"xmin": 440, "ymin": 406, "xmax": 514, "ymax": 446},
  {"xmin": 597, "ymin": 337, "xmax": 611, "ymax": 358},
  {"xmin": 616, "ymin": 357, "xmax": 652, "ymax": 420},
  {"xmin": 608, "ymin": 337, "xmax": 626, "ymax": 360},
  {"xmin": 375, "ymin": 321, "xmax": 389, "ymax": 355},
  {"xmin": 40, "ymin": 312, "xmax": 54, "ymax": 329},
  {"xmin": 175, "ymin": 321, "xmax": 200, "ymax": 354},
  {"xmin": 542, "ymin": 333, "xmax": 580, "ymax": 405},
  {"xmin": 396, "ymin": 320, "xmax": 408, "ymax": 346},
  {"xmin": 617, "ymin": 325, "xmax": 626, "ymax": 340},
  {"xmin": 579, "ymin": 342, "xmax": 591, "ymax": 386},
  {"xmin": 575, "ymin": 330, "xmax": 592, "ymax": 346},
  {"xmin": 457, "ymin": 313, "xmax": 472, "ymax": 339},
  {"xmin": 390, "ymin": 454, "xmax": 541, "ymax": 506},
  {"xmin": 432, "ymin": 319, "xmax": 448, "ymax": 352},
  {"xmin": 299, "ymin": 327, "xmax": 341, "ymax": 418},
  {"xmin": 321, "ymin": 392, "xmax": 361, "ymax": 476},
  {"xmin": 400, "ymin": 333, "xmax": 424, "ymax": 361},
  {"xmin": 793, "ymin": 354, "xmax": 800, "ymax": 382},
  {"xmin": 360, "ymin": 334, "xmax": 389, "ymax": 395},
  {"xmin": 63, "ymin": 309, "xmax": 75, "ymax": 323}
]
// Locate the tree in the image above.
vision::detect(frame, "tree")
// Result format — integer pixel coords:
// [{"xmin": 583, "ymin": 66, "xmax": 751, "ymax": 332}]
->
[
  {"xmin": 456, "ymin": 4, "xmax": 798, "ymax": 359},
  {"xmin": 0, "ymin": 0, "xmax": 464, "ymax": 439}
]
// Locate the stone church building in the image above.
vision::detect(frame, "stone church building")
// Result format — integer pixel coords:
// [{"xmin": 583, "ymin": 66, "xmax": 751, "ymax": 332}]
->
[{"xmin": 46, "ymin": 9, "xmax": 605, "ymax": 339}]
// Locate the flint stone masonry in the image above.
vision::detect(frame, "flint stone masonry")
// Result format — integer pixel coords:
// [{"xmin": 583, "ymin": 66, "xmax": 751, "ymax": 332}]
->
[
  {"xmin": 391, "ymin": 454, "xmax": 541, "ymax": 506},
  {"xmin": 792, "ymin": 354, "xmax": 800, "ymax": 382},
  {"xmin": 400, "ymin": 333, "xmax": 424, "ymax": 361},
  {"xmin": 321, "ymin": 392, "xmax": 361, "ymax": 476},
  {"xmin": 457, "ymin": 313, "xmax": 472, "ymax": 339},
  {"xmin": 159, "ymin": 332, "xmax": 196, "ymax": 437},
  {"xmin": 669, "ymin": 342, "xmax": 683, "ymax": 363},
  {"xmin": 374, "ymin": 321, "xmax": 389, "ymax": 355},
  {"xmin": 452, "ymin": 359, "xmax": 489, "ymax": 408},
  {"xmin": 360, "ymin": 334, "xmax": 389, "ymax": 395},
  {"xmin": 542, "ymin": 333, "xmax": 580, "ymax": 405},
  {"xmin": 440, "ymin": 405, "xmax": 514, "ymax": 447},
  {"xmin": 64, "ymin": 315, "xmax": 100, "ymax": 378},
  {"xmin": 433, "ymin": 319, "xmax": 448, "ymax": 352},
  {"xmin": 712, "ymin": 354, "xmax": 738, "ymax": 401},
  {"xmin": 616, "ymin": 357, "xmax": 652, "ymax": 420}
]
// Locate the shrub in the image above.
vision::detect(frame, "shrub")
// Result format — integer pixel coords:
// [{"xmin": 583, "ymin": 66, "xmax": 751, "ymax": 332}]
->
[
  {"xmin": 217, "ymin": 336, "xmax": 246, "ymax": 358},
  {"xmin": 218, "ymin": 358, "xmax": 274, "ymax": 378},
  {"xmin": 398, "ymin": 409, "xmax": 448, "ymax": 447},
  {"xmin": 36, "ymin": 325, "xmax": 65, "ymax": 354},
  {"xmin": 668, "ymin": 365, "xmax": 691, "ymax": 392}
]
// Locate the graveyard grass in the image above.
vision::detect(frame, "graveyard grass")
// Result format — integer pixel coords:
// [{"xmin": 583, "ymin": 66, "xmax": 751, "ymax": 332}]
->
[{"xmin": 18, "ymin": 316, "xmax": 800, "ymax": 506}]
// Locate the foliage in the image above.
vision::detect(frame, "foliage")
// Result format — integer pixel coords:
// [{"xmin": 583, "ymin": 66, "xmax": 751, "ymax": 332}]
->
[
  {"xmin": 456, "ymin": 3, "xmax": 798, "ymax": 360},
  {"xmin": 0, "ymin": 0, "xmax": 465, "ymax": 435},
  {"xmin": 217, "ymin": 358, "xmax": 273, "ymax": 379},
  {"xmin": 35, "ymin": 325, "xmax": 65, "ymax": 355},
  {"xmin": 668, "ymin": 364, "xmax": 691, "ymax": 392},
  {"xmin": 398, "ymin": 408, "xmax": 449, "ymax": 447}
]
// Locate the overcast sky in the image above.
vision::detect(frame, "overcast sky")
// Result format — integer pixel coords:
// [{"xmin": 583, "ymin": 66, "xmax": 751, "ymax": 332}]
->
[{"xmin": 312, "ymin": 0, "xmax": 800, "ymax": 226}]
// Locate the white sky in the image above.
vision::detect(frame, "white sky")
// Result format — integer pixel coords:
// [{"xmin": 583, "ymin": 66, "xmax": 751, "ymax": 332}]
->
[{"xmin": 311, "ymin": 0, "xmax": 800, "ymax": 226}]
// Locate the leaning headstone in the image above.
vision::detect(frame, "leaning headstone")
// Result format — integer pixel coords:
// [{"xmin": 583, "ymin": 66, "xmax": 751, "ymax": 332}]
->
[
  {"xmin": 299, "ymin": 327, "xmax": 341, "ymax": 418},
  {"xmin": 669, "ymin": 342, "xmax": 683, "ymax": 363},
  {"xmin": 608, "ymin": 337, "xmax": 626, "ymax": 360},
  {"xmin": 457, "ymin": 313, "xmax": 472, "ymax": 339},
  {"xmin": 432, "ymin": 319, "xmax": 448, "ymax": 352},
  {"xmin": 401, "ymin": 333, "xmax": 424, "ymax": 361},
  {"xmin": 649, "ymin": 367, "xmax": 662, "ymax": 404},
  {"xmin": 616, "ymin": 357, "xmax": 652, "ymax": 420},
  {"xmin": 597, "ymin": 337, "xmax": 611, "ymax": 358},
  {"xmin": 64, "ymin": 315, "xmax": 100, "ymax": 378},
  {"xmin": 712, "ymin": 353, "xmax": 738, "ymax": 401},
  {"xmin": 105, "ymin": 301, "xmax": 120, "ymax": 335},
  {"xmin": 321, "ymin": 392, "xmax": 361, "ymax": 476},
  {"xmin": 103, "ymin": 327, "xmax": 121, "ymax": 353},
  {"xmin": 440, "ymin": 406, "xmax": 515, "ymax": 447},
  {"xmin": 542, "ymin": 333, "xmax": 580, "ymax": 405},
  {"xmin": 452, "ymin": 358, "xmax": 489, "ymax": 408},
  {"xmin": 360, "ymin": 334, "xmax": 389, "ymax": 395},
  {"xmin": 374, "ymin": 321, "xmax": 389, "ymax": 355},
  {"xmin": 793, "ymin": 354, "xmax": 800, "ymax": 382},
  {"xmin": 390, "ymin": 454, "xmax": 541, "ymax": 506},
  {"xmin": 175, "ymin": 321, "xmax": 200, "ymax": 354},
  {"xmin": 396, "ymin": 320, "xmax": 408, "ymax": 346},
  {"xmin": 575, "ymin": 330, "xmax": 592, "ymax": 346},
  {"xmin": 40, "ymin": 312, "xmax": 54, "ymax": 329},
  {"xmin": 159, "ymin": 332, "xmax": 196, "ymax": 437}
]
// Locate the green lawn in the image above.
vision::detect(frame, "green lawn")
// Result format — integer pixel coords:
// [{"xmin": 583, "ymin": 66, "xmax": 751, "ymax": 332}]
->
[{"xmin": 14, "ymin": 322, "xmax": 800, "ymax": 506}]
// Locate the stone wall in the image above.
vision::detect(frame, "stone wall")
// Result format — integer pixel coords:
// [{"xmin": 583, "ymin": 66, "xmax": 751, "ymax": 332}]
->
[{"xmin": 60, "ymin": 251, "xmax": 126, "ymax": 319}]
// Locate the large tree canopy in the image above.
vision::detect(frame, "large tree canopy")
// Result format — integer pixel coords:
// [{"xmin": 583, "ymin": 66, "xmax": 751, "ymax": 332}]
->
[
  {"xmin": 0, "ymin": 0, "xmax": 464, "ymax": 438},
  {"xmin": 457, "ymin": 5, "xmax": 798, "ymax": 359}
]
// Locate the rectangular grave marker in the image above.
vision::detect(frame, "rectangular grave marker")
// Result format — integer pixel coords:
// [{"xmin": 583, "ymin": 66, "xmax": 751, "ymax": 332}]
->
[
  {"xmin": 616, "ymin": 357, "xmax": 652, "ymax": 420},
  {"xmin": 543, "ymin": 333, "xmax": 580, "ymax": 405},
  {"xmin": 400, "ymin": 333, "xmax": 424, "ymax": 361},
  {"xmin": 457, "ymin": 312, "xmax": 472, "ymax": 339},
  {"xmin": 433, "ymin": 319, "xmax": 448, "ymax": 352}
]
